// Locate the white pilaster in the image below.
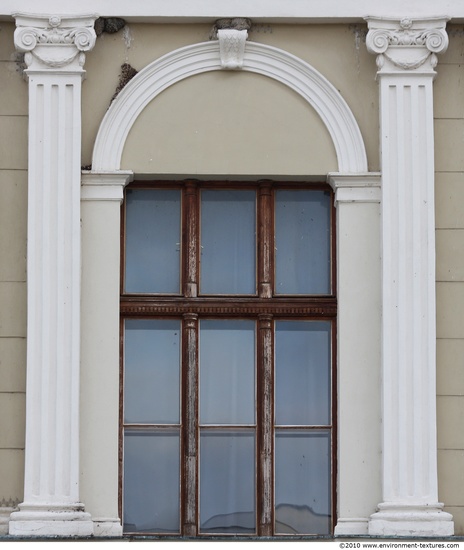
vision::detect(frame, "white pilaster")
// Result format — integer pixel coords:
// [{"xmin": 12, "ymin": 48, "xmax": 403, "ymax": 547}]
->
[
  {"xmin": 366, "ymin": 17, "xmax": 453, "ymax": 537},
  {"xmin": 328, "ymin": 174, "xmax": 382, "ymax": 537},
  {"xmin": 9, "ymin": 13, "xmax": 97, "ymax": 537},
  {"xmin": 80, "ymin": 171, "xmax": 133, "ymax": 538}
]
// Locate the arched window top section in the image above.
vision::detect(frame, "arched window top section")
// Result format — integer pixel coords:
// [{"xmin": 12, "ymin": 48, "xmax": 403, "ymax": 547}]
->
[{"xmin": 91, "ymin": 40, "xmax": 368, "ymax": 174}]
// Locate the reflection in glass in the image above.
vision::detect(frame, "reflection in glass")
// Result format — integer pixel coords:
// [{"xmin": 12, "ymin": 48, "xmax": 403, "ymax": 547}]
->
[
  {"xmin": 124, "ymin": 319, "xmax": 180, "ymax": 424},
  {"xmin": 275, "ymin": 430, "xmax": 331, "ymax": 535},
  {"xmin": 201, "ymin": 189, "xmax": 256, "ymax": 295},
  {"xmin": 123, "ymin": 430, "xmax": 180, "ymax": 533},
  {"xmin": 125, "ymin": 188, "xmax": 181, "ymax": 293},
  {"xmin": 200, "ymin": 430, "xmax": 255, "ymax": 533},
  {"xmin": 275, "ymin": 190, "xmax": 330, "ymax": 294},
  {"xmin": 275, "ymin": 321, "xmax": 331, "ymax": 426},
  {"xmin": 200, "ymin": 320, "xmax": 255, "ymax": 425}
]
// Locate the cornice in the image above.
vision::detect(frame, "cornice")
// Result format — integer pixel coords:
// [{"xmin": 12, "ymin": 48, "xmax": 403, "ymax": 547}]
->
[
  {"xmin": 2, "ymin": 1, "xmax": 464, "ymax": 23},
  {"xmin": 365, "ymin": 16, "xmax": 449, "ymax": 73},
  {"xmin": 13, "ymin": 13, "xmax": 98, "ymax": 72}
]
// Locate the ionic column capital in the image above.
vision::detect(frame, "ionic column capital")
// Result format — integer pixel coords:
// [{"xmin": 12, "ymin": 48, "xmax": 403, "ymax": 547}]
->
[
  {"xmin": 365, "ymin": 17, "xmax": 449, "ymax": 75},
  {"xmin": 13, "ymin": 13, "xmax": 98, "ymax": 72}
]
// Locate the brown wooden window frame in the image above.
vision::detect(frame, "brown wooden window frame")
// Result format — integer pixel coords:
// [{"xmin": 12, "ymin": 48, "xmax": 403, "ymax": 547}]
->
[{"xmin": 119, "ymin": 179, "xmax": 337, "ymax": 537}]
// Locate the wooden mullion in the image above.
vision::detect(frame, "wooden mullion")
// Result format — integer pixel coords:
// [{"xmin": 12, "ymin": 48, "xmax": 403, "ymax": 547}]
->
[
  {"xmin": 258, "ymin": 182, "xmax": 273, "ymax": 299},
  {"xmin": 182, "ymin": 313, "xmax": 199, "ymax": 536},
  {"xmin": 183, "ymin": 181, "xmax": 199, "ymax": 297},
  {"xmin": 257, "ymin": 314, "xmax": 273, "ymax": 536}
]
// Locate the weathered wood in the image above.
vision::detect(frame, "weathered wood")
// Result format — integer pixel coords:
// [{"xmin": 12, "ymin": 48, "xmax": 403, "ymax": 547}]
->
[
  {"xmin": 258, "ymin": 314, "xmax": 273, "ymax": 535},
  {"xmin": 121, "ymin": 297, "xmax": 337, "ymax": 317},
  {"xmin": 182, "ymin": 313, "xmax": 198, "ymax": 535},
  {"xmin": 258, "ymin": 183, "xmax": 273, "ymax": 299},
  {"xmin": 183, "ymin": 181, "xmax": 199, "ymax": 297}
]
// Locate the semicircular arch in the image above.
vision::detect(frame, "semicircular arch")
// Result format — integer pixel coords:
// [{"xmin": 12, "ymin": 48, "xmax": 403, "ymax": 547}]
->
[{"xmin": 91, "ymin": 40, "xmax": 368, "ymax": 174}]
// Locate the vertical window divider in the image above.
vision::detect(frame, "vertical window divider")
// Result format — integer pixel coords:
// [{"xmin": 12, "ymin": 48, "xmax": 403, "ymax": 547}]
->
[
  {"xmin": 183, "ymin": 181, "xmax": 199, "ymax": 297},
  {"xmin": 257, "ymin": 313, "xmax": 274, "ymax": 536},
  {"xmin": 258, "ymin": 182, "xmax": 273, "ymax": 299},
  {"xmin": 182, "ymin": 312, "xmax": 199, "ymax": 536}
]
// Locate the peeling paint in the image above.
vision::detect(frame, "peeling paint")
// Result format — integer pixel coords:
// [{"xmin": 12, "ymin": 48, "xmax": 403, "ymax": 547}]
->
[
  {"xmin": 209, "ymin": 18, "xmax": 252, "ymax": 40},
  {"xmin": 250, "ymin": 24, "xmax": 273, "ymax": 35},
  {"xmin": 122, "ymin": 24, "xmax": 133, "ymax": 53},
  {"xmin": 111, "ymin": 63, "xmax": 138, "ymax": 102},
  {"xmin": 95, "ymin": 17, "xmax": 126, "ymax": 36},
  {"xmin": 349, "ymin": 24, "xmax": 367, "ymax": 75},
  {"xmin": 12, "ymin": 52, "xmax": 26, "ymax": 78},
  {"xmin": 0, "ymin": 497, "xmax": 20, "ymax": 508}
]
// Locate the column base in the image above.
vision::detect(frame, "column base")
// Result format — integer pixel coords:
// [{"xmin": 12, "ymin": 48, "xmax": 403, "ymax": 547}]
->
[
  {"xmin": 368, "ymin": 503, "xmax": 454, "ymax": 537},
  {"xmin": 334, "ymin": 517, "xmax": 369, "ymax": 535},
  {"xmin": 0, "ymin": 507, "xmax": 16, "ymax": 535},
  {"xmin": 9, "ymin": 503, "xmax": 94, "ymax": 537},
  {"xmin": 93, "ymin": 517, "xmax": 123, "ymax": 537}
]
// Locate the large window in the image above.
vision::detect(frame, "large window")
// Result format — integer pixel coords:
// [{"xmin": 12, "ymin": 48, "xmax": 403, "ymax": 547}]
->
[{"xmin": 120, "ymin": 181, "xmax": 336, "ymax": 536}]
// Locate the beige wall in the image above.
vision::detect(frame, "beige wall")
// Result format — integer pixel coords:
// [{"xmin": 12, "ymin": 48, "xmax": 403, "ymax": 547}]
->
[
  {"xmin": 0, "ymin": 22, "xmax": 27, "ymax": 510},
  {"xmin": 435, "ymin": 25, "xmax": 464, "ymax": 535},
  {"xmin": 1, "ymin": 17, "xmax": 462, "ymax": 533},
  {"xmin": 82, "ymin": 23, "xmax": 379, "ymax": 173},
  {"xmin": 121, "ymin": 70, "xmax": 338, "ymax": 176}
]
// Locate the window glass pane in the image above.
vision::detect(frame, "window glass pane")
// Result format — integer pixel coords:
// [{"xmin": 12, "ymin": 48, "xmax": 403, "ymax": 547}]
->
[
  {"xmin": 200, "ymin": 430, "xmax": 255, "ymax": 533},
  {"xmin": 125, "ymin": 188, "xmax": 181, "ymax": 293},
  {"xmin": 275, "ymin": 190, "xmax": 330, "ymax": 294},
  {"xmin": 275, "ymin": 430, "xmax": 331, "ymax": 535},
  {"xmin": 275, "ymin": 321, "xmax": 331, "ymax": 426},
  {"xmin": 124, "ymin": 319, "xmax": 180, "ymax": 424},
  {"xmin": 200, "ymin": 320, "xmax": 255, "ymax": 425},
  {"xmin": 123, "ymin": 430, "xmax": 180, "ymax": 533},
  {"xmin": 201, "ymin": 189, "xmax": 256, "ymax": 295}
]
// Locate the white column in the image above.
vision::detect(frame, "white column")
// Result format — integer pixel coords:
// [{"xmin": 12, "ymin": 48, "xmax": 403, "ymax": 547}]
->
[
  {"xmin": 366, "ymin": 17, "xmax": 453, "ymax": 537},
  {"xmin": 9, "ymin": 13, "xmax": 97, "ymax": 537},
  {"xmin": 328, "ymin": 174, "xmax": 382, "ymax": 536},
  {"xmin": 80, "ymin": 171, "xmax": 133, "ymax": 537}
]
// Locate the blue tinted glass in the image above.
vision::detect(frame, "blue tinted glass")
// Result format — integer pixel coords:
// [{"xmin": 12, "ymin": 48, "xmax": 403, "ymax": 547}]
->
[
  {"xmin": 275, "ymin": 430, "xmax": 331, "ymax": 535},
  {"xmin": 124, "ymin": 319, "xmax": 180, "ymax": 424},
  {"xmin": 201, "ymin": 189, "xmax": 256, "ymax": 295},
  {"xmin": 200, "ymin": 430, "xmax": 255, "ymax": 533},
  {"xmin": 275, "ymin": 321, "xmax": 331, "ymax": 426},
  {"xmin": 125, "ymin": 188, "xmax": 181, "ymax": 293},
  {"xmin": 275, "ymin": 190, "xmax": 330, "ymax": 294},
  {"xmin": 124, "ymin": 430, "xmax": 180, "ymax": 533},
  {"xmin": 200, "ymin": 320, "xmax": 255, "ymax": 425}
]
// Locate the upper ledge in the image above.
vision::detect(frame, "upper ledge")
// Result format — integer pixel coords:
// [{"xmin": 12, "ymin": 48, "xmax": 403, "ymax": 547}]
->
[{"xmin": 2, "ymin": 0, "xmax": 464, "ymax": 23}]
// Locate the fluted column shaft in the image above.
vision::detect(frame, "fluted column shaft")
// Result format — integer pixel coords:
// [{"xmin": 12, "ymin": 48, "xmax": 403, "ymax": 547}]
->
[
  {"xmin": 9, "ymin": 13, "xmax": 97, "ymax": 537},
  {"xmin": 366, "ymin": 17, "xmax": 453, "ymax": 537}
]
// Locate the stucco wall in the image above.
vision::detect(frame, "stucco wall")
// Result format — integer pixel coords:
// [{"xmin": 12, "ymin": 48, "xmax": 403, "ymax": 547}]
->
[
  {"xmin": 0, "ymin": 22, "xmax": 27, "ymax": 515},
  {"xmin": 1, "ymin": 17, "xmax": 463, "ymax": 534},
  {"xmin": 82, "ymin": 23, "xmax": 379, "ymax": 174},
  {"xmin": 435, "ymin": 25, "xmax": 464, "ymax": 535}
]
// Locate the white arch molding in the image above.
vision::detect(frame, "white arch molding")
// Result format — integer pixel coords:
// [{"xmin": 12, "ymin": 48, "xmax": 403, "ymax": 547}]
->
[{"xmin": 91, "ymin": 40, "xmax": 368, "ymax": 173}]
